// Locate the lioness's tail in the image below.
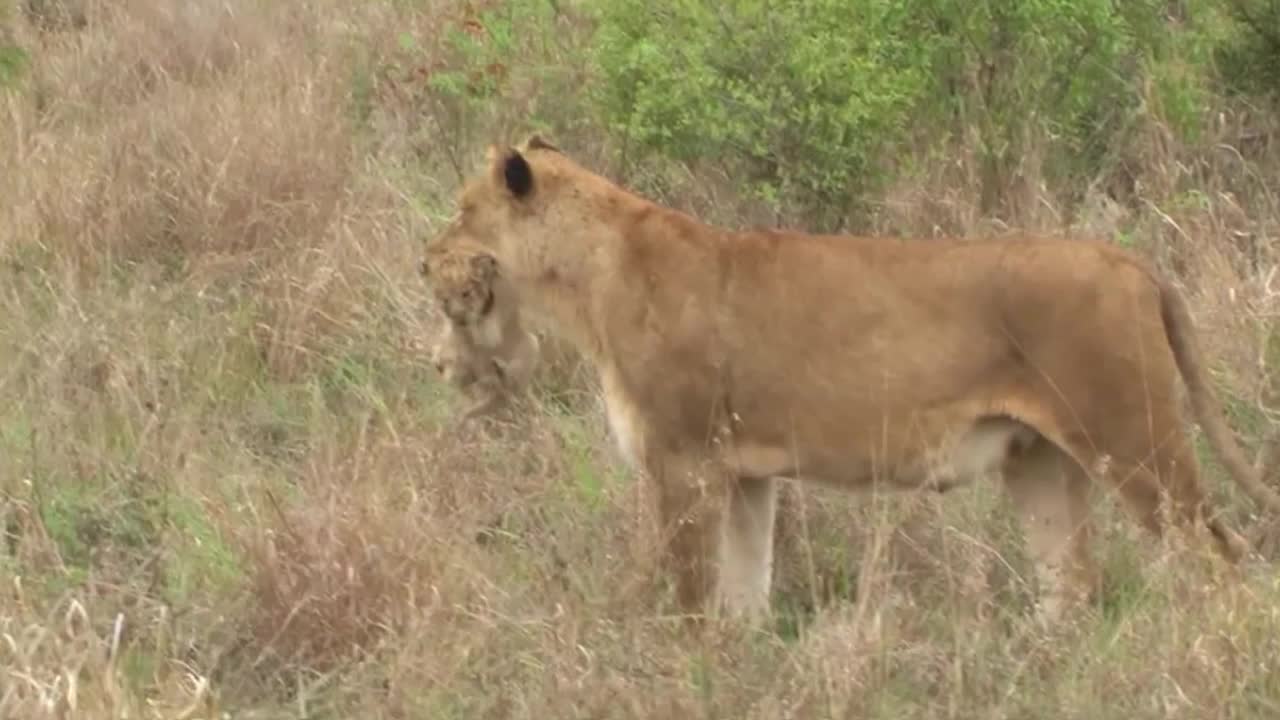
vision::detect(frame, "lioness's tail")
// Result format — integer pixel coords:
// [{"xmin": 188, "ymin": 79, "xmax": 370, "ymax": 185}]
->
[{"xmin": 1158, "ymin": 275, "xmax": 1280, "ymax": 515}]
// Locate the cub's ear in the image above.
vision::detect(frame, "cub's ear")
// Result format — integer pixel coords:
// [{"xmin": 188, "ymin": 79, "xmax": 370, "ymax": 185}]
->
[
  {"xmin": 495, "ymin": 147, "xmax": 534, "ymax": 199},
  {"xmin": 468, "ymin": 252, "xmax": 499, "ymax": 281},
  {"xmin": 523, "ymin": 134, "xmax": 560, "ymax": 153},
  {"xmin": 419, "ymin": 242, "xmax": 445, "ymax": 280}
]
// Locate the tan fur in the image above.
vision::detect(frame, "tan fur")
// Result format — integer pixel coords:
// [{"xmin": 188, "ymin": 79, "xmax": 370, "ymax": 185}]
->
[
  {"xmin": 425, "ymin": 136, "xmax": 1280, "ymax": 623},
  {"xmin": 421, "ymin": 243, "xmax": 540, "ymax": 421}
]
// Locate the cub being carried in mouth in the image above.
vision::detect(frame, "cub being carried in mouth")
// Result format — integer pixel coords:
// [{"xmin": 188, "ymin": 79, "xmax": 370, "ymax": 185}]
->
[
  {"xmin": 421, "ymin": 242, "xmax": 540, "ymax": 421},
  {"xmin": 426, "ymin": 134, "xmax": 1280, "ymax": 625}
]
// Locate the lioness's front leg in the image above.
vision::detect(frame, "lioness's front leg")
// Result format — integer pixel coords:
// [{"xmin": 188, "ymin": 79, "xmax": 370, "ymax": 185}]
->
[
  {"xmin": 719, "ymin": 476, "xmax": 777, "ymax": 621},
  {"xmin": 1001, "ymin": 437, "xmax": 1100, "ymax": 624},
  {"xmin": 648, "ymin": 452, "xmax": 729, "ymax": 619}
]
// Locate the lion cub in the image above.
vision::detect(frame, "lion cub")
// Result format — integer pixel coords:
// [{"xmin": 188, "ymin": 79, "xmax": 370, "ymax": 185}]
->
[{"xmin": 421, "ymin": 246, "xmax": 539, "ymax": 421}]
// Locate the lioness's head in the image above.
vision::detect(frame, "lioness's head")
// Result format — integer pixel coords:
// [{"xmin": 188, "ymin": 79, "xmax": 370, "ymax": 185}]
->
[{"xmin": 426, "ymin": 135, "xmax": 597, "ymax": 290}]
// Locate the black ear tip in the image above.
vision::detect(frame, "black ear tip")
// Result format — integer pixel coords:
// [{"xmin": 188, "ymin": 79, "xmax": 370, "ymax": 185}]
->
[{"xmin": 503, "ymin": 150, "xmax": 534, "ymax": 198}]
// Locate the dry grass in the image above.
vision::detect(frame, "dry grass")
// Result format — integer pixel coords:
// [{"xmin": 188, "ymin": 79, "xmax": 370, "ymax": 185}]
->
[{"xmin": 3, "ymin": 1, "xmax": 1280, "ymax": 717}]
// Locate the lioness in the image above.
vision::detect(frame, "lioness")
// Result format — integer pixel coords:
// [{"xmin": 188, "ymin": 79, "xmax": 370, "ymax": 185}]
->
[
  {"xmin": 421, "ymin": 243, "xmax": 540, "ymax": 421},
  {"xmin": 425, "ymin": 135, "xmax": 1280, "ymax": 623}
]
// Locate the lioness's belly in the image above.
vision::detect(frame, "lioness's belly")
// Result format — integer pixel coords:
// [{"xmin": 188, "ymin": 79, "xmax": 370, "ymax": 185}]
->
[
  {"xmin": 724, "ymin": 416, "xmax": 1037, "ymax": 491},
  {"xmin": 599, "ymin": 358, "xmax": 1036, "ymax": 492}
]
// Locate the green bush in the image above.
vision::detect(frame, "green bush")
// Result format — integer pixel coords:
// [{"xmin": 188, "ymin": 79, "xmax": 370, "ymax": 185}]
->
[
  {"xmin": 589, "ymin": 0, "xmax": 933, "ymax": 228},
  {"xmin": 588, "ymin": 0, "xmax": 1240, "ymax": 223},
  {"xmin": 0, "ymin": 44, "xmax": 27, "ymax": 87},
  {"xmin": 921, "ymin": 0, "xmax": 1187, "ymax": 207},
  {"xmin": 1214, "ymin": 0, "xmax": 1280, "ymax": 99},
  {"xmin": 373, "ymin": 0, "xmax": 586, "ymax": 181}
]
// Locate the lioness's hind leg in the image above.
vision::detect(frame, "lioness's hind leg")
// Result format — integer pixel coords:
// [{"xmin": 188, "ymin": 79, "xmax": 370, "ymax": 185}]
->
[
  {"xmin": 1001, "ymin": 436, "xmax": 1100, "ymax": 623},
  {"xmin": 718, "ymin": 476, "xmax": 777, "ymax": 622},
  {"xmin": 1060, "ymin": 380, "xmax": 1250, "ymax": 564},
  {"xmin": 1104, "ymin": 447, "xmax": 1250, "ymax": 565}
]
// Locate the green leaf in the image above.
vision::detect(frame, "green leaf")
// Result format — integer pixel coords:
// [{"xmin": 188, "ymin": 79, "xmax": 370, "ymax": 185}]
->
[{"xmin": 0, "ymin": 45, "xmax": 30, "ymax": 87}]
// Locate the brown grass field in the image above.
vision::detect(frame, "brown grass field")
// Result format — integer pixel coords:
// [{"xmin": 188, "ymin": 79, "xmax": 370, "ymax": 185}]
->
[{"xmin": 3, "ymin": 1, "xmax": 1280, "ymax": 717}]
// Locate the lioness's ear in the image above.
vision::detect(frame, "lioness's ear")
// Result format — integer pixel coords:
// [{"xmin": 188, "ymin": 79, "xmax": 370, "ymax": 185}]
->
[
  {"xmin": 469, "ymin": 252, "xmax": 499, "ymax": 281},
  {"xmin": 498, "ymin": 148, "xmax": 534, "ymax": 199}
]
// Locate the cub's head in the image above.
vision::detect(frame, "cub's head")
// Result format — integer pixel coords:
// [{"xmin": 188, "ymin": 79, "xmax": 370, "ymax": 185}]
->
[
  {"xmin": 426, "ymin": 134, "xmax": 584, "ymax": 284},
  {"xmin": 420, "ymin": 246, "xmax": 500, "ymax": 327}
]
